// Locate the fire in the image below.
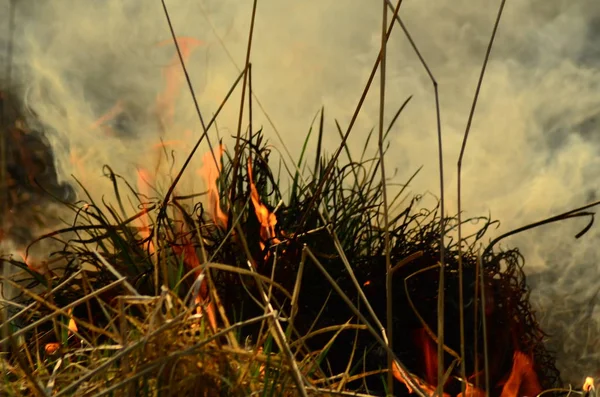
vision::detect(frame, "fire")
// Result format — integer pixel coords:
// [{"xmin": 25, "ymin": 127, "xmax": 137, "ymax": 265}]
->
[
  {"xmin": 393, "ymin": 343, "xmax": 542, "ymax": 397},
  {"xmin": 44, "ymin": 308, "xmax": 79, "ymax": 355},
  {"xmin": 499, "ymin": 351, "xmax": 542, "ymax": 397},
  {"xmin": 45, "ymin": 343, "xmax": 60, "ymax": 355},
  {"xmin": 170, "ymin": 214, "xmax": 217, "ymax": 331},
  {"xmin": 584, "ymin": 377, "xmax": 595, "ymax": 393},
  {"xmin": 197, "ymin": 145, "xmax": 228, "ymax": 228},
  {"xmin": 393, "ymin": 360, "xmax": 450, "ymax": 397},
  {"xmin": 457, "ymin": 384, "xmax": 485, "ymax": 397},
  {"xmin": 91, "ymin": 36, "xmax": 204, "ymax": 132},
  {"xmin": 415, "ymin": 328, "xmax": 438, "ymax": 386},
  {"xmin": 67, "ymin": 307, "xmax": 78, "ymax": 335},
  {"xmin": 90, "ymin": 99, "xmax": 124, "ymax": 136},
  {"xmin": 247, "ymin": 159, "xmax": 280, "ymax": 252},
  {"xmin": 17, "ymin": 251, "xmax": 46, "ymax": 274},
  {"xmin": 136, "ymin": 168, "xmax": 156, "ymax": 256},
  {"xmin": 155, "ymin": 37, "xmax": 205, "ymax": 127}
]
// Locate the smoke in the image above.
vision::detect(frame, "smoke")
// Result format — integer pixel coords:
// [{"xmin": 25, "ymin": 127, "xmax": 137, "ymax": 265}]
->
[{"xmin": 1, "ymin": 0, "xmax": 599, "ymax": 384}]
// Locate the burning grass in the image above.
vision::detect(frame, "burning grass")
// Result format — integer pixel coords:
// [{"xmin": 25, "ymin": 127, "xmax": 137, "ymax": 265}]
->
[
  {"xmin": 2, "ymin": 1, "xmax": 600, "ymax": 396},
  {"xmin": 0, "ymin": 111, "xmax": 578, "ymax": 396}
]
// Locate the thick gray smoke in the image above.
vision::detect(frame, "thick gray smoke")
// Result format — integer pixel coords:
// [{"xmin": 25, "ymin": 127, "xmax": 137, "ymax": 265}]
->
[{"xmin": 1, "ymin": 0, "xmax": 599, "ymax": 385}]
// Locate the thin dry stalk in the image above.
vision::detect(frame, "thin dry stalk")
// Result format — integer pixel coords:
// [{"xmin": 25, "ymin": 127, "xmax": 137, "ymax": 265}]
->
[
  {"xmin": 336, "ymin": 320, "xmax": 361, "ymax": 392},
  {"xmin": 378, "ymin": 0, "xmax": 394, "ymax": 393},
  {"xmin": 381, "ymin": 2, "xmax": 447, "ymax": 392},
  {"xmin": 477, "ymin": 252, "xmax": 491, "ymax": 396},
  {"xmin": 456, "ymin": 2, "xmax": 508, "ymax": 395},
  {"xmin": 229, "ymin": 0, "xmax": 259, "ymax": 217}
]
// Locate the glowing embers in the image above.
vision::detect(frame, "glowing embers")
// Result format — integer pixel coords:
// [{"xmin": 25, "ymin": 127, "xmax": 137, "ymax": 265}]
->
[{"xmin": 44, "ymin": 308, "xmax": 80, "ymax": 356}]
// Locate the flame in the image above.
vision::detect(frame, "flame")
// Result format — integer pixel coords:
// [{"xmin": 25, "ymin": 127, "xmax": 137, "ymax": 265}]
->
[
  {"xmin": 90, "ymin": 99, "xmax": 124, "ymax": 136},
  {"xmin": 136, "ymin": 168, "xmax": 156, "ymax": 256},
  {"xmin": 197, "ymin": 145, "xmax": 228, "ymax": 228},
  {"xmin": 45, "ymin": 343, "xmax": 60, "ymax": 355},
  {"xmin": 415, "ymin": 328, "xmax": 438, "ymax": 386},
  {"xmin": 44, "ymin": 306, "xmax": 78, "ymax": 355},
  {"xmin": 170, "ymin": 214, "xmax": 217, "ymax": 331},
  {"xmin": 90, "ymin": 36, "xmax": 203, "ymax": 131},
  {"xmin": 67, "ymin": 307, "xmax": 78, "ymax": 335},
  {"xmin": 155, "ymin": 37, "xmax": 205, "ymax": 126},
  {"xmin": 247, "ymin": 159, "xmax": 280, "ymax": 253},
  {"xmin": 457, "ymin": 384, "xmax": 485, "ymax": 397},
  {"xmin": 584, "ymin": 377, "xmax": 595, "ymax": 393},
  {"xmin": 393, "ymin": 360, "xmax": 450, "ymax": 397},
  {"xmin": 393, "ymin": 335, "xmax": 541, "ymax": 397},
  {"xmin": 17, "ymin": 251, "xmax": 45, "ymax": 274},
  {"xmin": 499, "ymin": 351, "xmax": 542, "ymax": 397}
]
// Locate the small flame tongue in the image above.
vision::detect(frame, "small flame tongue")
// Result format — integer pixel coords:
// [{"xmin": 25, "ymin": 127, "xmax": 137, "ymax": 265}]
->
[
  {"xmin": 155, "ymin": 37, "xmax": 204, "ymax": 126},
  {"xmin": 136, "ymin": 168, "xmax": 156, "ymax": 255},
  {"xmin": 393, "ymin": 345, "xmax": 542, "ymax": 397},
  {"xmin": 197, "ymin": 144, "xmax": 228, "ymax": 228},
  {"xmin": 247, "ymin": 159, "xmax": 280, "ymax": 253},
  {"xmin": 415, "ymin": 328, "xmax": 438, "ymax": 386},
  {"xmin": 499, "ymin": 351, "xmax": 542, "ymax": 397},
  {"xmin": 92, "ymin": 36, "xmax": 204, "ymax": 132}
]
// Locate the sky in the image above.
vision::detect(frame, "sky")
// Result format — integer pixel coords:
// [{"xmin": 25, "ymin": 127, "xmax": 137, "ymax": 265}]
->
[{"xmin": 1, "ymin": 0, "xmax": 599, "ymax": 384}]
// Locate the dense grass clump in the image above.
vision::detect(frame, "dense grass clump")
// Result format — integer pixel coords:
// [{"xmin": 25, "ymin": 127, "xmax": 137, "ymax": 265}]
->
[{"xmin": 0, "ymin": 112, "xmax": 561, "ymax": 395}]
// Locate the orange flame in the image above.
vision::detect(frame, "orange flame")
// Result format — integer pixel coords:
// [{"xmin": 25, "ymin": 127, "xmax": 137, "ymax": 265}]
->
[
  {"xmin": 136, "ymin": 168, "xmax": 156, "ymax": 256},
  {"xmin": 393, "ymin": 360, "xmax": 450, "ymax": 397},
  {"xmin": 197, "ymin": 145, "xmax": 228, "ymax": 228},
  {"xmin": 457, "ymin": 384, "xmax": 485, "ymax": 397},
  {"xmin": 499, "ymin": 351, "xmax": 542, "ymax": 397},
  {"xmin": 91, "ymin": 36, "xmax": 203, "ymax": 132},
  {"xmin": 247, "ymin": 159, "xmax": 280, "ymax": 253},
  {"xmin": 67, "ymin": 307, "xmax": 78, "ymax": 335},
  {"xmin": 170, "ymin": 213, "xmax": 217, "ymax": 331},
  {"xmin": 90, "ymin": 99, "xmax": 124, "ymax": 136},
  {"xmin": 17, "ymin": 251, "xmax": 44, "ymax": 274},
  {"xmin": 45, "ymin": 343, "xmax": 60, "ymax": 355},
  {"xmin": 155, "ymin": 37, "xmax": 205, "ymax": 126},
  {"xmin": 393, "ymin": 338, "xmax": 540, "ymax": 397},
  {"xmin": 415, "ymin": 328, "xmax": 438, "ymax": 386}
]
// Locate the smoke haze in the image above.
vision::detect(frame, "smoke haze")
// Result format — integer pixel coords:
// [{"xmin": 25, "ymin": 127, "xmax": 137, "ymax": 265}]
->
[{"xmin": 1, "ymin": 0, "xmax": 600, "ymax": 384}]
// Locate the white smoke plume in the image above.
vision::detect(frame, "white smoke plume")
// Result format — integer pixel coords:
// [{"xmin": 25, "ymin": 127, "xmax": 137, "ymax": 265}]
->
[{"xmin": 1, "ymin": 0, "xmax": 599, "ymax": 384}]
